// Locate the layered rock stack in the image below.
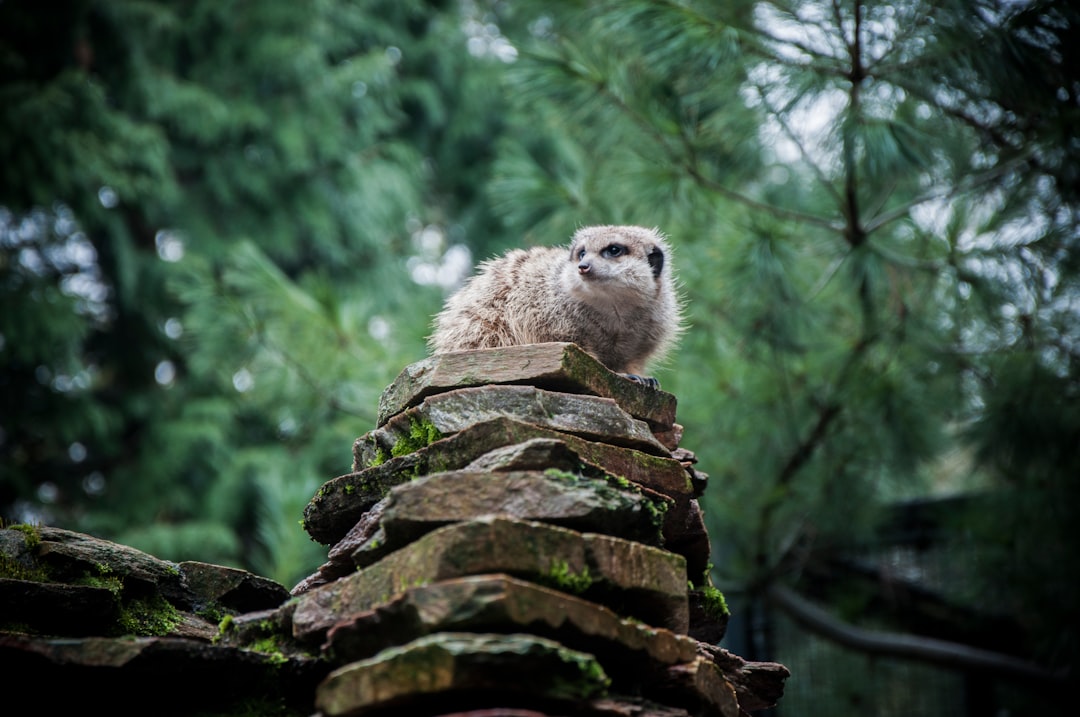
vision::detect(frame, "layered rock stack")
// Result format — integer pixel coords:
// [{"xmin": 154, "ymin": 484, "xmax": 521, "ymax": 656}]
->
[
  {"xmin": 271, "ymin": 342, "xmax": 789, "ymax": 716},
  {"xmin": 0, "ymin": 341, "xmax": 788, "ymax": 715}
]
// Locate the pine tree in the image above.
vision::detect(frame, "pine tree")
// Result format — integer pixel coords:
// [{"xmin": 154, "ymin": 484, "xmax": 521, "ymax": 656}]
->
[
  {"xmin": 491, "ymin": 0, "xmax": 1079, "ymax": 701},
  {"xmin": 1, "ymin": 0, "xmax": 519, "ymax": 586}
]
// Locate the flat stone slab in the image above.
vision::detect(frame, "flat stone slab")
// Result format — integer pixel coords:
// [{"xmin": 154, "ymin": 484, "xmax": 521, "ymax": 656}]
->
[
  {"xmin": 0, "ymin": 526, "xmax": 288, "ymax": 638},
  {"xmin": 292, "ymin": 517, "xmax": 688, "ymax": 642},
  {"xmin": 306, "ymin": 419, "xmax": 695, "ymax": 549},
  {"xmin": 315, "ymin": 632, "xmax": 611, "ymax": 716},
  {"xmin": 698, "ymin": 643, "xmax": 790, "ymax": 713},
  {"xmin": 295, "ymin": 461, "xmax": 669, "ymax": 593},
  {"xmin": 377, "ymin": 342, "xmax": 677, "ymax": 431},
  {"xmin": 0, "ymin": 633, "xmax": 321, "ymax": 712},
  {"xmin": 658, "ymin": 658, "xmax": 741, "ymax": 717},
  {"xmin": 322, "ymin": 574, "xmax": 699, "ymax": 667},
  {"xmin": 360, "ymin": 385, "xmax": 670, "ymax": 465},
  {"xmin": 346, "ymin": 469, "xmax": 667, "ymax": 569}
]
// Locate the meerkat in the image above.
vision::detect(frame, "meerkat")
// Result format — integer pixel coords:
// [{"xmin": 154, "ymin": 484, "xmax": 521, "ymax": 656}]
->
[{"xmin": 428, "ymin": 225, "xmax": 684, "ymax": 387}]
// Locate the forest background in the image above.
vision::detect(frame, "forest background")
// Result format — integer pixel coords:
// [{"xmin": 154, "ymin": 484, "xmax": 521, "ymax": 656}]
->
[{"xmin": 1, "ymin": 1, "xmax": 1077, "ymax": 714}]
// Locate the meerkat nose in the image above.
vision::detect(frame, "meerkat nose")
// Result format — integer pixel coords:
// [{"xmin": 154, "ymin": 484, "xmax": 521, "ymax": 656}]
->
[{"xmin": 578, "ymin": 262, "xmax": 591, "ymax": 274}]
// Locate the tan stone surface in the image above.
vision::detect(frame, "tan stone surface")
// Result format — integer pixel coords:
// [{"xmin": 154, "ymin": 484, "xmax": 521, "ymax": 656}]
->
[
  {"xmin": 322, "ymin": 574, "xmax": 699, "ymax": 667},
  {"xmin": 307, "ymin": 419, "xmax": 695, "ymax": 550},
  {"xmin": 315, "ymin": 632, "xmax": 610, "ymax": 716},
  {"xmin": 365, "ymin": 385, "xmax": 670, "ymax": 462},
  {"xmin": 377, "ymin": 342, "xmax": 676, "ymax": 430},
  {"xmin": 292, "ymin": 517, "xmax": 688, "ymax": 642}
]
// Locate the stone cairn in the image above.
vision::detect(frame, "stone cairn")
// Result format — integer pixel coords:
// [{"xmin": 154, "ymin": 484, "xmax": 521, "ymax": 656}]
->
[
  {"xmin": 0, "ymin": 342, "xmax": 789, "ymax": 715},
  {"xmin": 277, "ymin": 342, "xmax": 789, "ymax": 716}
]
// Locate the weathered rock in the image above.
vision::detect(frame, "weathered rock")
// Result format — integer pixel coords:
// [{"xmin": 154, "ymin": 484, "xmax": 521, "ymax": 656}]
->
[
  {"xmin": 587, "ymin": 699, "xmax": 694, "ymax": 716},
  {"xmin": 670, "ymin": 499, "xmax": 712, "ymax": 588},
  {"xmin": 316, "ymin": 632, "xmax": 611, "ymax": 716},
  {"xmin": 658, "ymin": 658, "xmax": 742, "ymax": 717},
  {"xmin": 0, "ymin": 578, "xmax": 120, "ymax": 635},
  {"xmin": 688, "ymin": 586, "xmax": 731, "ymax": 644},
  {"xmin": 31, "ymin": 526, "xmax": 188, "ymax": 601},
  {"xmin": 321, "ymin": 574, "xmax": 699, "ymax": 667},
  {"xmin": 359, "ymin": 385, "xmax": 670, "ymax": 465},
  {"xmin": 179, "ymin": 560, "xmax": 289, "ymax": 613},
  {"xmin": 295, "ymin": 462, "xmax": 670, "ymax": 595},
  {"xmin": 0, "ymin": 526, "xmax": 289, "ymax": 640},
  {"xmin": 377, "ymin": 342, "xmax": 677, "ymax": 432},
  {"xmin": 292, "ymin": 517, "xmax": 688, "ymax": 642},
  {"xmin": 0, "ymin": 632, "xmax": 322, "ymax": 714},
  {"xmin": 699, "ymin": 643, "xmax": 791, "ymax": 713},
  {"xmin": 307, "ymin": 419, "xmax": 695, "ymax": 549},
  {"xmin": 463, "ymin": 437, "xmax": 588, "ymax": 473},
  {"xmin": 345, "ymin": 469, "xmax": 667, "ymax": 569}
]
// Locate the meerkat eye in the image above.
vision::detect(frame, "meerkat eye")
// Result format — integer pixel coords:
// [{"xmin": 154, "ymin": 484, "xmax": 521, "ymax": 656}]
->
[
  {"xmin": 577, "ymin": 248, "xmax": 586, "ymax": 260},
  {"xmin": 601, "ymin": 244, "xmax": 625, "ymax": 258}
]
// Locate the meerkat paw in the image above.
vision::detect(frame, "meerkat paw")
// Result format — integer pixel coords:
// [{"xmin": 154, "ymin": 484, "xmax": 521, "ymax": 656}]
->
[{"xmin": 621, "ymin": 373, "xmax": 660, "ymax": 389}]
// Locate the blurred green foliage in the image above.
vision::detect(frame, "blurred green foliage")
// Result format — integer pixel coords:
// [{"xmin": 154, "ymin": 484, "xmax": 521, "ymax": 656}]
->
[{"xmin": 1, "ymin": 0, "xmax": 1077, "ymax": 697}]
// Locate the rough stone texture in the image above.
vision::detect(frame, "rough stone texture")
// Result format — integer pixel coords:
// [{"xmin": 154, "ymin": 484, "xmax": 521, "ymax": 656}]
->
[
  {"xmin": 32, "ymin": 526, "xmax": 188, "ymax": 601},
  {"xmin": 360, "ymin": 385, "xmax": 670, "ymax": 464},
  {"xmin": 699, "ymin": 643, "xmax": 791, "ymax": 713},
  {"xmin": 377, "ymin": 342, "xmax": 677, "ymax": 431},
  {"xmin": 0, "ymin": 632, "xmax": 321, "ymax": 714},
  {"xmin": 0, "ymin": 526, "xmax": 287, "ymax": 640},
  {"xmin": 463, "ymin": 437, "xmax": 589, "ymax": 473},
  {"xmin": 658, "ymin": 658, "xmax": 742, "ymax": 717},
  {"xmin": 308, "ymin": 419, "xmax": 694, "ymax": 549},
  {"xmin": 688, "ymin": 587, "xmax": 731, "ymax": 644},
  {"xmin": 178, "ymin": 560, "xmax": 289, "ymax": 612},
  {"xmin": 0, "ymin": 577, "xmax": 120, "ymax": 636},
  {"xmin": 2, "ymin": 348, "xmax": 792, "ymax": 716},
  {"xmin": 350, "ymin": 469, "xmax": 666, "ymax": 569},
  {"xmin": 294, "ymin": 461, "xmax": 671, "ymax": 594},
  {"xmin": 321, "ymin": 574, "xmax": 699, "ymax": 667},
  {"xmin": 316, "ymin": 632, "xmax": 611, "ymax": 716},
  {"xmin": 291, "ymin": 517, "xmax": 688, "ymax": 642},
  {"xmin": 586, "ymin": 699, "xmax": 694, "ymax": 716}
]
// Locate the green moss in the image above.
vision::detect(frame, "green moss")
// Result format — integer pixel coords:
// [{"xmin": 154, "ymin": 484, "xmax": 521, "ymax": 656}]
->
[
  {"xmin": 641, "ymin": 495, "xmax": 669, "ymax": 537},
  {"xmin": 80, "ymin": 572, "xmax": 124, "ymax": 597},
  {"xmin": 551, "ymin": 648, "xmax": 611, "ymax": 699},
  {"xmin": 700, "ymin": 585, "xmax": 730, "ymax": 620},
  {"xmin": 0, "ymin": 523, "xmax": 49, "ymax": 582},
  {"xmin": 343, "ymin": 483, "xmax": 355, "ymax": 495},
  {"xmin": 542, "ymin": 469, "xmax": 668, "ymax": 544},
  {"xmin": 9, "ymin": 522, "xmax": 42, "ymax": 549},
  {"xmin": 390, "ymin": 416, "xmax": 443, "ymax": 458},
  {"xmin": 371, "ymin": 445, "xmax": 390, "ymax": 466},
  {"xmin": 0, "ymin": 554, "xmax": 48, "ymax": 582},
  {"xmin": 0, "ymin": 524, "xmax": 48, "ymax": 582},
  {"xmin": 213, "ymin": 613, "xmax": 236, "ymax": 644},
  {"xmin": 118, "ymin": 593, "xmax": 182, "ymax": 636},
  {"xmin": 543, "ymin": 467, "xmax": 580, "ymax": 483},
  {"xmin": 544, "ymin": 560, "xmax": 592, "ymax": 595},
  {"xmin": 196, "ymin": 601, "xmax": 228, "ymax": 625},
  {"xmin": 246, "ymin": 635, "xmax": 289, "ymax": 666}
]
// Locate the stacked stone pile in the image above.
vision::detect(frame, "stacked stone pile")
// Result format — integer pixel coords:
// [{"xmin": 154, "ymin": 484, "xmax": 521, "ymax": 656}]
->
[
  {"xmin": 0, "ymin": 525, "xmax": 319, "ymax": 712},
  {"xmin": 0, "ymin": 341, "xmax": 788, "ymax": 715},
  {"xmin": 264, "ymin": 342, "xmax": 789, "ymax": 716}
]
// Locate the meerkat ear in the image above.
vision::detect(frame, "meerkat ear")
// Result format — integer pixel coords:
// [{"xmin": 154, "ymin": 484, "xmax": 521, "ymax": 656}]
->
[{"xmin": 647, "ymin": 247, "xmax": 664, "ymax": 278}]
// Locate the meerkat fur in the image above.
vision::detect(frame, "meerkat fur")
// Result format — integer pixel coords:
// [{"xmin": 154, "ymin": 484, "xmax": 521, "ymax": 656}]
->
[{"xmin": 428, "ymin": 225, "xmax": 684, "ymax": 383}]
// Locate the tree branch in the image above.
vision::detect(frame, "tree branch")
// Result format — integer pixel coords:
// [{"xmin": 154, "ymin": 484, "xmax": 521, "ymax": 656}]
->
[{"xmin": 767, "ymin": 583, "xmax": 1070, "ymax": 688}]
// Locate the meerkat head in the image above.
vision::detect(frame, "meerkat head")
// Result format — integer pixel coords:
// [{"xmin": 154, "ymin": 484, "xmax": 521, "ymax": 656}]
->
[{"xmin": 561, "ymin": 225, "xmax": 669, "ymax": 308}]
